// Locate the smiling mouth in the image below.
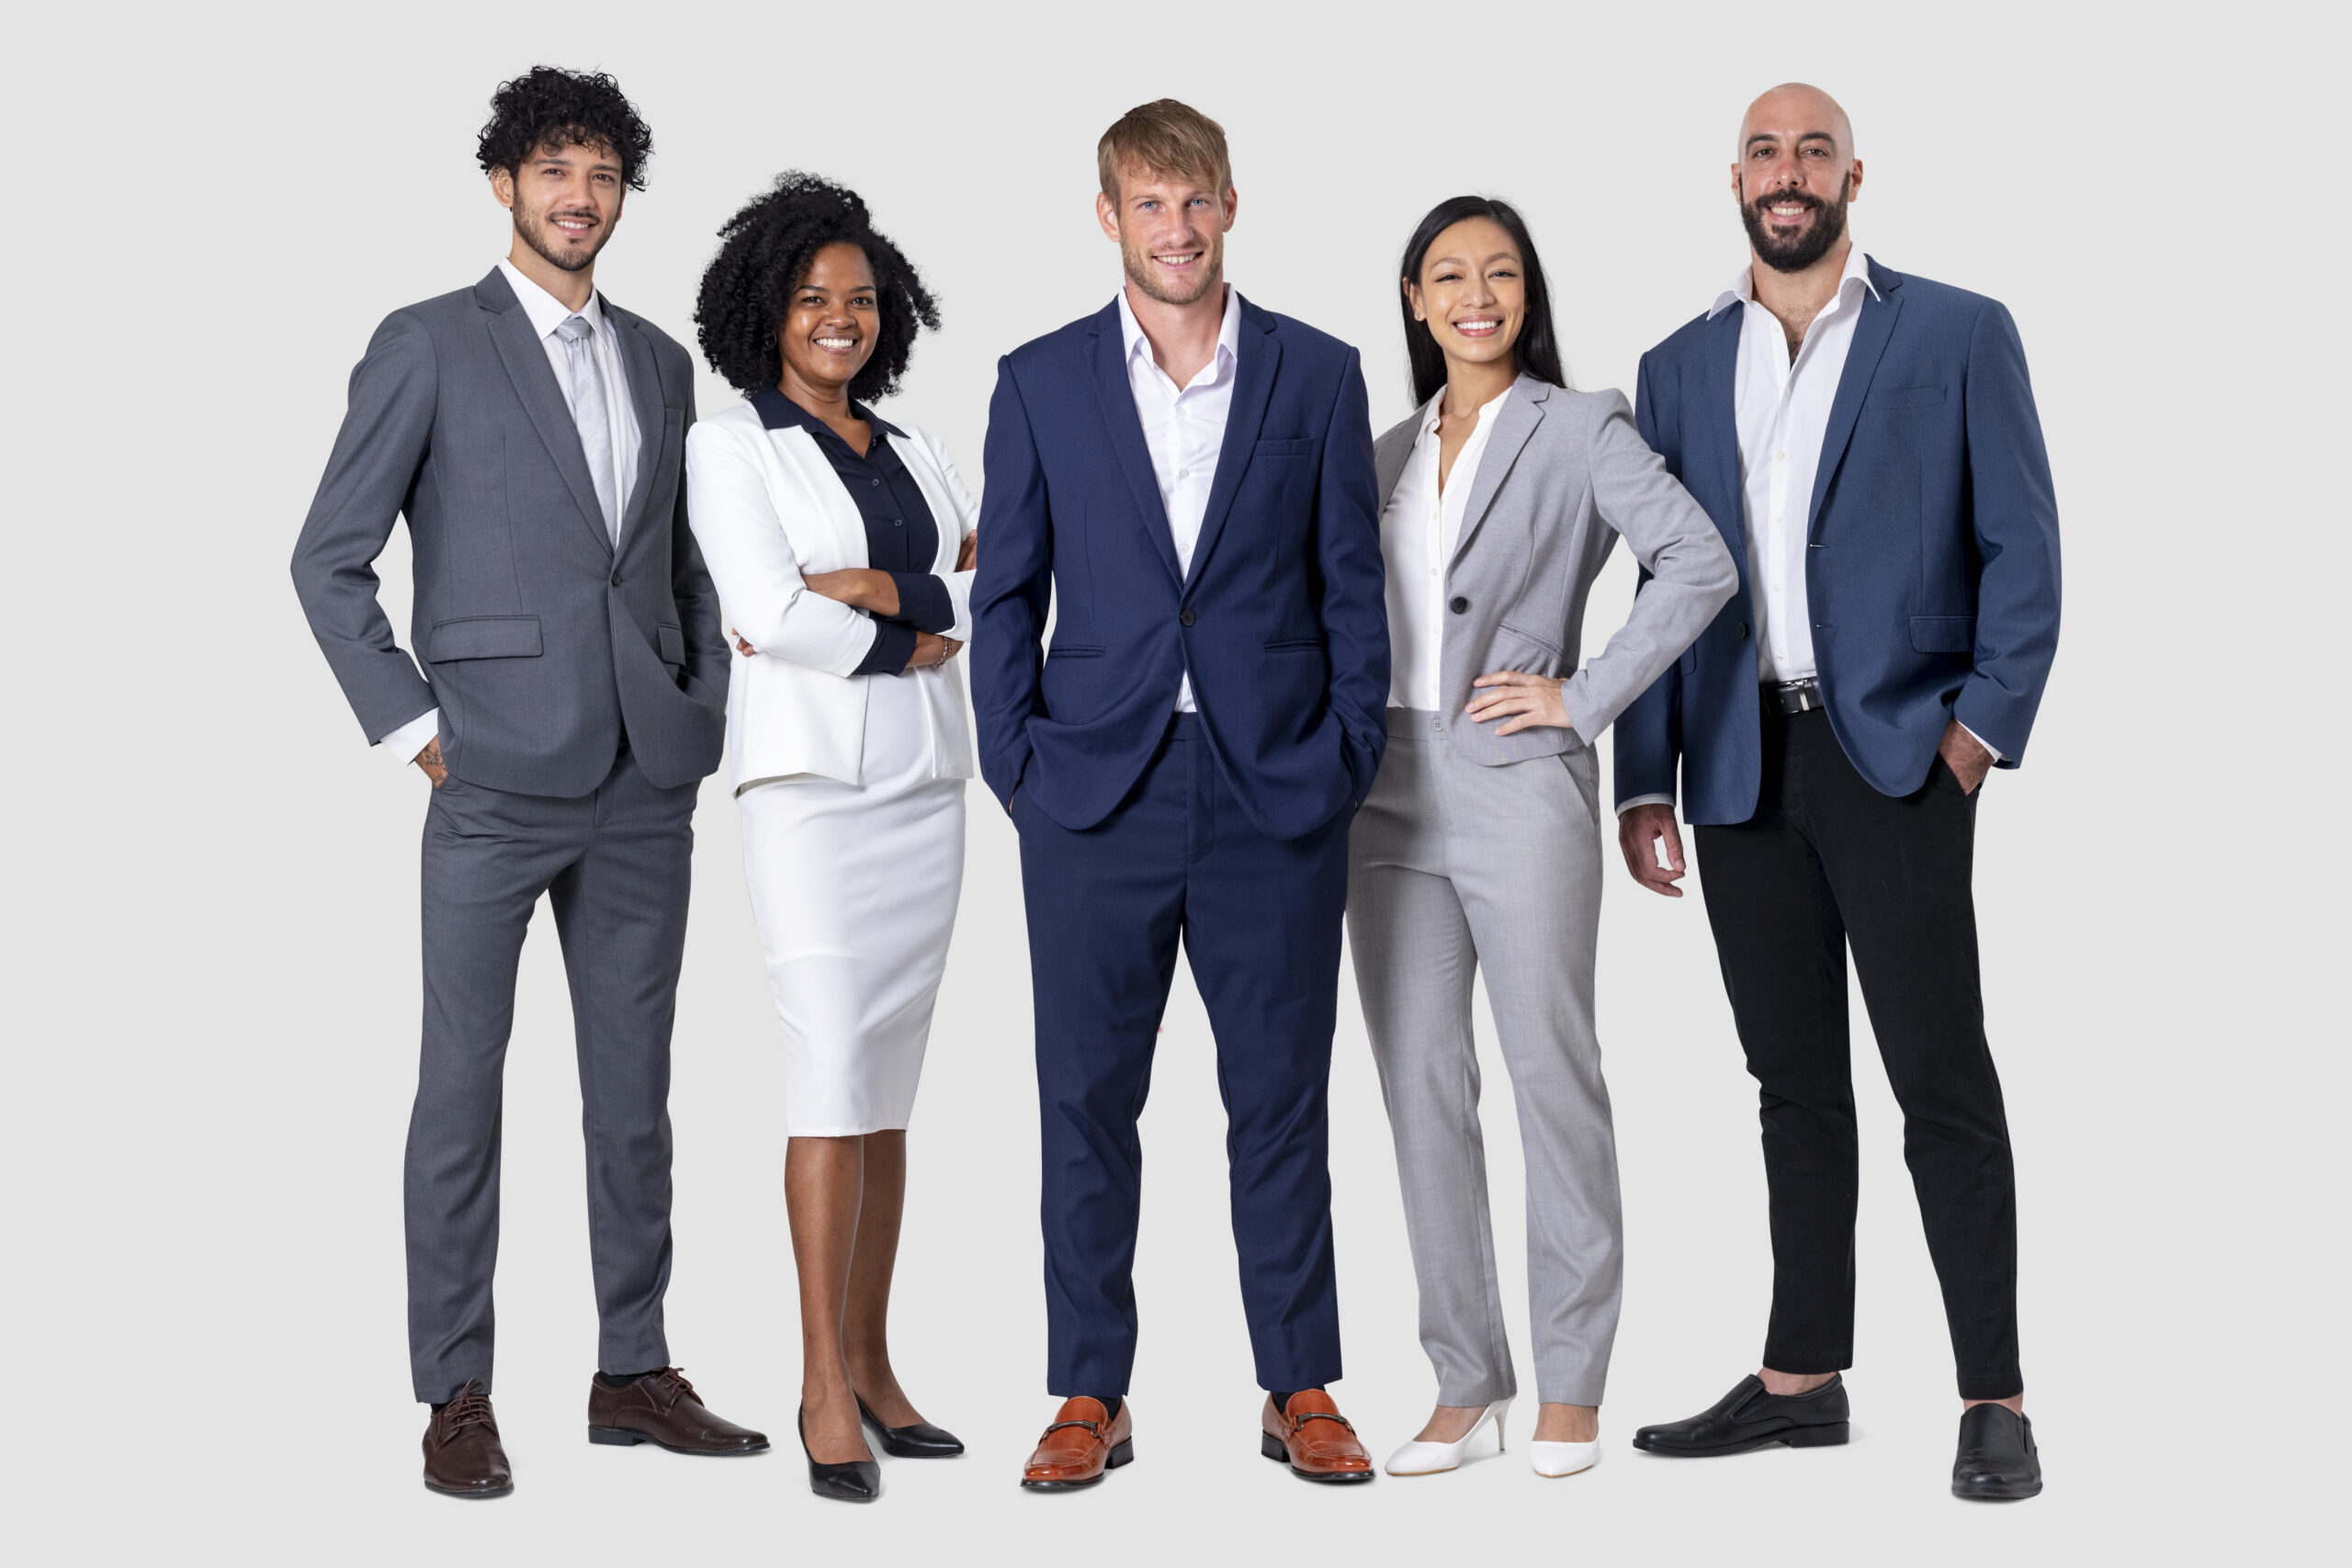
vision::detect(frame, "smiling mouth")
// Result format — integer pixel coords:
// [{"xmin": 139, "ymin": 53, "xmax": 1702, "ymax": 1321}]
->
[
  {"xmin": 1453, "ymin": 318, "xmax": 1502, "ymax": 338},
  {"xmin": 551, "ymin": 213, "xmax": 599, "ymax": 238},
  {"xmin": 1153, "ymin": 250, "xmax": 1204, "ymax": 270},
  {"xmin": 1764, "ymin": 201, "xmax": 1816, "ymax": 224},
  {"xmin": 813, "ymin": 334, "xmax": 860, "ymax": 352}
]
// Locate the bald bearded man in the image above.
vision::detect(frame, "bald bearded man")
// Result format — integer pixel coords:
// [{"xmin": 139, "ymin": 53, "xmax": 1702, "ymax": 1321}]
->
[{"xmin": 1612, "ymin": 84, "xmax": 2059, "ymax": 1501}]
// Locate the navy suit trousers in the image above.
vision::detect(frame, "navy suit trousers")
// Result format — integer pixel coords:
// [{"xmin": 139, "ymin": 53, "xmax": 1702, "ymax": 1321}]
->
[{"xmin": 1015, "ymin": 715, "xmax": 1349, "ymax": 1397}]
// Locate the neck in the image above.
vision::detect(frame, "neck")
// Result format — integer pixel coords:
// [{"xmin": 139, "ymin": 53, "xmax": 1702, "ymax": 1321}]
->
[
  {"xmin": 1125, "ymin": 277, "xmax": 1226, "ymax": 379},
  {"xmin": 778, "ymin": 367, "xmax": 854, "ymax": 423},
  {"xmin": 1747, "ymin": 236, "xmax": 1853, "ymax": 323},
  {"xmin": 506, "ymin": 235, "xmax": 594, "ymax": 312},
  {"xmin": 1441, "ymin": 354, "xmax": 1518, "ymax": 419}
]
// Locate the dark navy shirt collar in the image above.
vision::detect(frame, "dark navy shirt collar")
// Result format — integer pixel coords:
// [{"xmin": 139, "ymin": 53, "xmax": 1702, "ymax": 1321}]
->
[{"xmin": 748, "ymin": 387, "xmax": 905, "ymax": 441}]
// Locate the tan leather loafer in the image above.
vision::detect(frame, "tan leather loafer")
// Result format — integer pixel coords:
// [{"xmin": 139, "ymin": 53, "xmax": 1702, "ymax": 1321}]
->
[
  {"xmin": 587, "ymin": 1367, "xmax": 769, "ymax": 1455},
  {"xmin": 424, "ymin": 1381, "xmax": 514, "ymax": 1498},
  {"xmin": 1021, "ymin": 1396, "xmax": 1134, "ymax": 1489},
  {"xmin": 1260, "ymin": 1390, "xmax": 1374, "ymax": 1483}
]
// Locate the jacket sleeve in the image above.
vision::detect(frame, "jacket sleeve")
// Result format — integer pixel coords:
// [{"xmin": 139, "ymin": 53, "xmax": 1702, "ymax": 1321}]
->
[
  {"xmin": 665, "ymin": 376, "xmax": 730, "ymax": 711},
  {"xmin": 289, "ymin": 310, "xmax": 441, "ymax": 744},
  {"xmin": 1951, "ymin": 300, "xmax": 2062, "ymax": 766},
  {"xmin": 1315, "ymin": 349, "xmax": 1391, "ymax": 806},
  {"xmin": 968, "ymin": 359, "xmax": 1053, "ymax": 807},
  {"xmin": 1610, "ymin": 350, "xmax": 1688, "ymax": 809},
  {"xmin": 922, "ymin": 428, "xmax": 978, "ymax": 644},
  {"xmin": 684, "ymin": 421, "xmax": 877, "ymax": 678},
  {"xmin": 1561, "ymin": 391, "xmax": 1736, "ymax": 744}
]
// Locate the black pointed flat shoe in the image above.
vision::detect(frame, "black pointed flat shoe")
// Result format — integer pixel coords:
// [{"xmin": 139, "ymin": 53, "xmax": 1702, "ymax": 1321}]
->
[
  {"xmin": 857, "ymin": 1394, "xmax": 965, "ymax": 1458},
  {"xmin": 1951, "ymin": 1404, "xmax": 2041, "ymax": 1500},
  {"xmin": 1632, "ymin": 1373, "xmax": 1852, "ymax": 1457},
  {"xmin": 798, "ymin": 1405, "xmax": 880, "ymax": 1503}
]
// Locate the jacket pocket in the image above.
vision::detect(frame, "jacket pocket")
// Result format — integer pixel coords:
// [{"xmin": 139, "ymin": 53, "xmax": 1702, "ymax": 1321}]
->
[
  {"xmin": 1909, "ymin": 615, "xmax": 1976, "ymax": 653},
  {"xmin": 1264, "ymin": 636, "xmax": 1326, "ymax": 652},
  {"xmin": 1869, "ymin": 384, "xmax": 1949, "ymax": 412},
  {"xmin": 1046, "ymin": 644, "xmax": 1104, "ymax": 659},
  {"xmin": 657, "ymin": 623, "xmax": 686, "ymax": 665},
  {"xmin": 1254, "ymin": 437, "xmax": 1314, "ymax": 458},
  {"xmin": 1488, "ymin": 620, "xmax": 1566, "ymax": 679},
  {"xmin": 429, "ymin": 615, "xmax": 543, "ymax": 660}
]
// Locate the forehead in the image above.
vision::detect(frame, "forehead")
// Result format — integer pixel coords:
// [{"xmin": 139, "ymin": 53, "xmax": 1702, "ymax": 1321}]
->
[
  {"xmin": 796, "ymin": 243, "xmax": 876, "ymax": 288},
  {"xmin": 527, "ymin": 136, "xmax": 621, "ymax": 168},
  {"xmin": 1427, "ymin": 216, "xmax": 1520, "ymax": 263},
  {"xmin": 1115, "ymin": 161, "xmax": 1221, "ymax": 201},
  {"xmin": 1740, "ymin": 96, "xmax": 1848, "ymax": 152}
]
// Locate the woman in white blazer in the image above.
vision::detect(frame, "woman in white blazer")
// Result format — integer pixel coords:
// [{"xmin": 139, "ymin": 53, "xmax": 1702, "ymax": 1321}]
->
[{"xmin": 687, "ymin": 175, "xmax": 972, "ymax": 1503}]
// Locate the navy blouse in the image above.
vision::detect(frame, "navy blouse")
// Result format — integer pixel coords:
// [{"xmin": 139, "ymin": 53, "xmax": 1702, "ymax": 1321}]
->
[{"xmin": 749, "ymin": 389, "xmax": 956, "ymax": 676}]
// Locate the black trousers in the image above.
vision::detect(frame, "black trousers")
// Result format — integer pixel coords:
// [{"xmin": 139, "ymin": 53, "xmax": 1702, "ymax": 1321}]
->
[{"xmin": 1694, "ymin": 706, "xmax": 2021, "ymax": 1401}]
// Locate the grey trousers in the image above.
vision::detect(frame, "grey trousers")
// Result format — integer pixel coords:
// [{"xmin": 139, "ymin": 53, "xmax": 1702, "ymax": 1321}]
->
[
  {"xmin": 1346, "ymin": 709, "xmax": 1623, "ymax": 1407},
  {"xmin": 408, "ymin": 746, "xmax": 696, "ymax": 1404}
]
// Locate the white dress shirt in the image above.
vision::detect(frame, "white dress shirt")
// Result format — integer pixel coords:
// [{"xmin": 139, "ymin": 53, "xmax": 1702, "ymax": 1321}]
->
[
  {"xmin": 378, "ymin": 260, "xmax": 641, "ymax": 763},
  {"xmin": 1378, "ymin": 386, "xmax": 1513, "ymax": 711},
  {"xmin": 1118, "ymin": 285, "xmax": 1243, "ymax": 714}
]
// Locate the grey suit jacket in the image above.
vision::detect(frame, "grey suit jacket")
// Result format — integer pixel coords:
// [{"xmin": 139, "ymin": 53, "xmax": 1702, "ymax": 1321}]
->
[
  {"xmin": 1374, "ymin": 375, "xmax": 1736, "ymax": 765},
  {"xmin": 292, "ymin": 268, "xmax": 728, "ymax": 796}
]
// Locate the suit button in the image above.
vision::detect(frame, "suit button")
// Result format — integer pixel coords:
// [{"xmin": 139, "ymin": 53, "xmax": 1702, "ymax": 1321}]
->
[
  {"xmin": 1736, "ymin": 622, "xmax": 1749, "ymax": 638},
  {"xmin": 1449, "ymin": 596, "xmax": 1469, "ymax": 615},
  {"xmin": 611, "ymin": 570, "xmax": 624, "ymax": 586},
  {"xmin": 1179, "ymin": 609, "xmax": 1196, "ymax": 627}
]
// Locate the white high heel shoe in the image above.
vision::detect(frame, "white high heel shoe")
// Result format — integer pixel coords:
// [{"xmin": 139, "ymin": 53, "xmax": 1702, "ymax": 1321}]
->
[
  {"xmin": 1384, "ymin": 1399, "xmax": 1511, "ymax": 1475},
  {"xmin": 1529, "ymin": 1433, "xmax": 1601, "ymax": 1478}
]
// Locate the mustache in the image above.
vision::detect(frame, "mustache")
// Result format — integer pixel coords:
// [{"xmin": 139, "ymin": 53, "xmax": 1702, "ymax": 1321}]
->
[{"xmin": 1749, "ymin": 187, "xmax": 1826, "ymax": 216}]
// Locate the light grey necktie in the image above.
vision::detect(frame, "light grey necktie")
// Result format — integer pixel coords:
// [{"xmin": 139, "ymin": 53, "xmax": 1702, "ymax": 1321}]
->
[{"xmin": 556, "ymin": 313, "xmax": 620, "ymax": 543}]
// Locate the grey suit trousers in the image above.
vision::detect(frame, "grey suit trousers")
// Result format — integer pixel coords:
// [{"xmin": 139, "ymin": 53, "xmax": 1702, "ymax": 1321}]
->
[
  {"xmin": 409, "ymin": 745, "xmax": 695, "ymax": 1404},
  {"xmin": 1347, "ymin": 710, "xmax": 1623, "ymax": 1407}
]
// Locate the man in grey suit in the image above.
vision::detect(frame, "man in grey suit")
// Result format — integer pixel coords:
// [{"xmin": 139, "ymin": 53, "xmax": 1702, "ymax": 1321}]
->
[{"xmin": 291, "ymin": 67, "xmax": 765, "ymax": 1498}]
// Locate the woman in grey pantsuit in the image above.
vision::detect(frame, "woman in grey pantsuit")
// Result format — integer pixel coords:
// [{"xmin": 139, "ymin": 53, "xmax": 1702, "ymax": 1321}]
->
[{"xmin": 1351, "ymin": 197, "xmax": 1736, "ymax": 1479}]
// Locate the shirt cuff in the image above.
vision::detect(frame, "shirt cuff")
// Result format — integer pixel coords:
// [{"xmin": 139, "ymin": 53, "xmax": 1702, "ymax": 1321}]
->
[
  {"xmin": 852, "ymin": 618, "xmax": 917, "ymax": 678},
  {"xmin": 1958, "ymin": 721, "xmax": 2004, "ymax": 763},
  {"xmin": 379, "ymin": 708, "xmax": 441, "ymax": 766},
  {"xmin": 1615, "ymin": 793, "xmax": 1674, "ymax": 817},
  {"xmin": 886, "ymin": 571, "xmax": 956, "ymax": 634}
]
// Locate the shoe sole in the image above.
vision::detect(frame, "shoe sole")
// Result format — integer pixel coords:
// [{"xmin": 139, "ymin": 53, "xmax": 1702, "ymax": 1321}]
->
[
  {"xmin": 1953, "ymin": 1479, "xmax": 2043, "ymax": 1501},
  {"xmin": 1021, "ymin": 1438, "xmax": 1133, "ymax": 1489},
  {"xmin": 588, "ymin": 1427, "xmax": 770, "ymax": 1455},
  {"xmin": 1533, "ymin": 1462, "xmax": 1598, "ymax": 1478},
  {"xmin": 1632, "ymin": 1421, "xmax": 1849, "ymax": 1458},
  {"xmin": 423, "ymin": 1481, "xmax": 514, "ymax": 1498},
  {"xmin": 1261, "ymin": 1431, "xmax": 1375, "ymax": 1483}
]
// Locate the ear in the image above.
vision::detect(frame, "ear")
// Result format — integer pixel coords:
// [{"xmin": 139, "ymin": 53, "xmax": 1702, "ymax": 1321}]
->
[
  {"xmin": 1096, "ymin": 189, "xmax": 1121, "ymax": 243},
  {"xmin": 491, "ymin": 166, "xmax": 517, "ymax": 212},
  {"xmin": 1220, "ymin": 185, "xmax": 1238, "ymax": 233},
  {"xmin": 1848, "ymin": 159, "xmax": 1863, "ymax": 202},
  {"xmin": 1402, "ymin": 276, "xmax": 1426, "ymax": 322}
]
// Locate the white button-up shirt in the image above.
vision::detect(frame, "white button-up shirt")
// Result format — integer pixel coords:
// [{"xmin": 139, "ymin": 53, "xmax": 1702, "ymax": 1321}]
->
[
  {"xmin": 1715, "ymin": 243, "xmax": 1877, "ymax": 687},
  {"xmin": 378, "ymin": 261, "xmax": 641, "ymax": 762},
  {"xmin": 1378, "ymin": 386, "xmax": 1512, "ymax": 712},
  {"xmin": 1118, "ymin": 285, "xmax": 1243, "ymax": 714}
]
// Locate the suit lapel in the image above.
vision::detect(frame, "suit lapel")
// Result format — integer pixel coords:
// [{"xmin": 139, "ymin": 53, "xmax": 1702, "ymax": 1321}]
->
[
  {"xmin": 1184, "ymin": 298, "xmax": 1279, "ymax": 588},
  {"xmin": 1804, "ymin": 260, "xmax": 1905, "ymax": 539},
  {"xmin": 1696, "ymin": 306, "xmax": 1747, "ymax": 560},
  {"xmin": 481, "ymin": 272, "xmax": 613, "ymax": 557},
  {"xmin": 1090, "ymin": 310, "xmax": 1184, "ymax": 586},
  {"xmin": 608, "ymin": 302, "xmax": 665, "ymax": 546},
  {"xmin": 1448, "ymin": 376, "xmax": 1545, "ymax": 571}
]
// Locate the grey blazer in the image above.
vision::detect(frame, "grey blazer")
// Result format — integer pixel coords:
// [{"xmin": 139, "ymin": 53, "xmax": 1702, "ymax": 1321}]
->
[
  {"xmin": 1374, "ymin": 374, "xmax": 1736, "ymax": 765},
  {"xmin": 291, "ymin": 268, "xmax": 729, "ymax": 796}
]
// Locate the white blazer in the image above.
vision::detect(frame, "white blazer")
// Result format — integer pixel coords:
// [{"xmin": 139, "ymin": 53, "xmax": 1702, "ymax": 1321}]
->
[{"xmin": 685, "ymin": 401, "xmax": 978, "ymax": 791}]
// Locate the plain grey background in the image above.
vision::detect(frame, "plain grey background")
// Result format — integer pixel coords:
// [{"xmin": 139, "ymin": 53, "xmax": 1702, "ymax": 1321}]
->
[{"xmin": 7, "ymin": 2, "xmax": 2339, "ymax": 1562}]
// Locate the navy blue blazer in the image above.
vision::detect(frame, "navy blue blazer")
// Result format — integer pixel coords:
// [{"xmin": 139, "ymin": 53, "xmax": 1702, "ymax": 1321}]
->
[
  {"xmin": 970, "ymin": 295, "xmax": 1388, "ymax": 839},
  {"xmin": 1612, "ymin": 257, "xmax": 2061, "ymax": 825}
]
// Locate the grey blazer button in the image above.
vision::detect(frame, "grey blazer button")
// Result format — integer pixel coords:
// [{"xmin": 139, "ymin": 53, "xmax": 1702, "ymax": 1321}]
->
[
  {"xmin": 610, "ymin": 569, "xmax": 624, "ymax": 586},
  {"xmin": 1449, "ymin": 596, "xmax": 1469, "ymax": 615},
  {"xmin": 1180, "ymin": 608, "xmax": 1196, "ymax": 626}
]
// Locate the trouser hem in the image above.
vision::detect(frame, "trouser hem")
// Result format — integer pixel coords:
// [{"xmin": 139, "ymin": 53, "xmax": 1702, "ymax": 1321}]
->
[
  {"xmin": 1959, "ymin": 1373, "xmax": 2025, "ymax": 1401},
  {"xmin": 1760, "ymin": 1347, "xmax": 1853, "ymax": 1376}
]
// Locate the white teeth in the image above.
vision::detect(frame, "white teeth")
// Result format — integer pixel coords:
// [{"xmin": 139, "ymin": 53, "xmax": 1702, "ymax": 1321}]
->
[{"xmin": 815, "ymin": 337, "xmax": 855, "ymax": 348}]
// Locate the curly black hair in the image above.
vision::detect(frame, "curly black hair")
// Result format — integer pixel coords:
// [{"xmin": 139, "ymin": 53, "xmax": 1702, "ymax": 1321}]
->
[
  {"xmin": 695, "ymin": 173, "xmax": 941, "ymax": 400},
  {"xmin": 476, "ymin": 66, "xmax": 653, "ymax": 191}
]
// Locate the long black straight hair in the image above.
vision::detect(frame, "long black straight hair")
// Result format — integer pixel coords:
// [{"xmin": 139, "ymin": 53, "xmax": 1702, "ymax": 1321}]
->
[{"xmin": 1398, "ymin": 195, "xmax": 1569, "ymax": 407}]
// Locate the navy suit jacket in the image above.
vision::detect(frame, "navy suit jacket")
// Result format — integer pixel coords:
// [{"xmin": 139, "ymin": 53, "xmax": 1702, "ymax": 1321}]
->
[
  {"xmin": 1613, "ymin": 257, "xmax": 2061, "ymax": 826},
  {"xmin": 971, "ymin": 295, "xmax": 1388, "ymax": 839}
]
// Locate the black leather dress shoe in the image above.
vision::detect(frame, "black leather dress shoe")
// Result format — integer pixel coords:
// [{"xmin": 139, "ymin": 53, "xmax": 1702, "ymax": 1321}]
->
[
  {"xmin": 857, "ymin": 1394, "xmax": 964, "ymax": 1458},
  {"xmin": 1633, "ymin": 1373, "xmax": 1851, "ymax": 1456},
  {"xmin": 798, "ymin": 1406, "xmax": 880, "ymax": 1503},
  {"xmin": 1951, "ymin": 1404, "xmax": 2041, "ymax": 1500}
]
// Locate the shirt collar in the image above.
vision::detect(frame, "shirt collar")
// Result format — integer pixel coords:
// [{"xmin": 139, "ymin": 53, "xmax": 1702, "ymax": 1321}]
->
[
  {"xmin": 1708, "ymin": 245, "xmax": 1879, "ymax": 320},
  {"xmin": 747, "ymin": 386, "xmax": 905, "ymax": 442},
  {"xmin": 1116, "ymin": 283, "xmax": 1243, "ymax": 386},
  {"xmin": 498, "ymin": 257, "xmax": 607, "ymax": 340}
]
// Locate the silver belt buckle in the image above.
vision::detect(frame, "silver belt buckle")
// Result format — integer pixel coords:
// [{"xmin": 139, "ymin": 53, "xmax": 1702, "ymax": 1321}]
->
[{"xmin": 1773, "ymin": 679, "xmax": 1823, "ymax": 715}]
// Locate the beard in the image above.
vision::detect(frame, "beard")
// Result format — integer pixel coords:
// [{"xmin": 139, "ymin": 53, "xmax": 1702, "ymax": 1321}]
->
[
  {"xmin": 1122, "ymin": 231, "xmax": 1223, "ymax": 306},
  {"xmin": 1741, "ymin": 174, "xmax": 1850, "ymax": 274},
  {"xmin": 514, "ymin": 200, "xmax": 612, "ymax": 274}
]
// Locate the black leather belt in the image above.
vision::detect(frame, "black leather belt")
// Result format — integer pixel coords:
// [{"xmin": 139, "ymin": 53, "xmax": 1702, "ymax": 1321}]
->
[{"xmin": 1765, "ymin": 679, "xmax": 1825, "ymax": 716}]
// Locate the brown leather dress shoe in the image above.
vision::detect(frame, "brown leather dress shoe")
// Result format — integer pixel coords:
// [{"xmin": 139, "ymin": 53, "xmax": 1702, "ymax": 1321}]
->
[
  {"xmin": 1021, "ymin": 1397, "xmax": 1134, "ymax": 1490},
  {"xmin": 424, "ymin": 1382, "xmax": 514, "ymax": 1498},
  {"xmin": 587, "ymin": 1368, "xmax": 770, "ymax": 1455},
  {"xmin": 1260, "ymin": 1391, "xmax": 1374, "ymax": 1483}
]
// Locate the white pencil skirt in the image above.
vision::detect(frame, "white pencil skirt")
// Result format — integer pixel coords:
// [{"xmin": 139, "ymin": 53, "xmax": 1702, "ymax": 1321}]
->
[{"xmin": 736, "ymin": 678, "xmax": 966, "ymax": 1136}]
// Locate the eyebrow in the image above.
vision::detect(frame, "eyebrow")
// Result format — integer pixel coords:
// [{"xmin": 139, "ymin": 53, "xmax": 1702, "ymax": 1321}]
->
[{"xmin": 1747, "ymin": 131, "xmax": 1838, "ymax": 151}]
